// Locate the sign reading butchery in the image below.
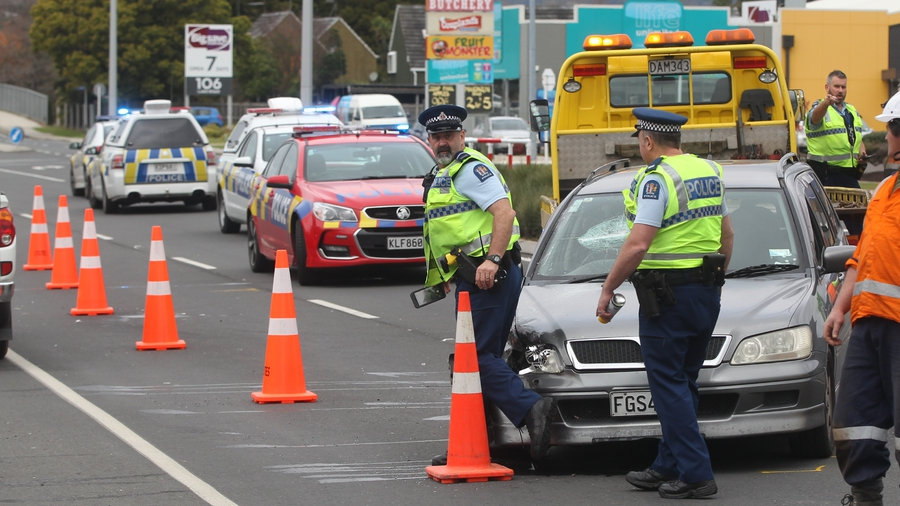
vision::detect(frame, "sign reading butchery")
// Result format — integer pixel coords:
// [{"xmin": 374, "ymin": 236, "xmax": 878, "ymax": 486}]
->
[{"xmin": 426, "ymin": 0, "xmax": 493, "ymax": 11}]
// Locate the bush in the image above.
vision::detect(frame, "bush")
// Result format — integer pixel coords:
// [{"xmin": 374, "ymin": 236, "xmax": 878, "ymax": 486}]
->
[{"xmin": 498, "ymin": 163, "xmax": 552, "ymax": 240}]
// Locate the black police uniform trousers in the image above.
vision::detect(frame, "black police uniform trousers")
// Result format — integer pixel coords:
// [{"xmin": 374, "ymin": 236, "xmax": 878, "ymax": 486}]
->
[
  {"xmin": 833, "ymin": 316, "xmax": 900, "ymax": 489},
  {"xmin": 454, "ymin": 260, "xmax": 541, "ymax": 428},
  {"xmin": 640, "ymin": 281, "xmax": 720, "ymax": 484}
]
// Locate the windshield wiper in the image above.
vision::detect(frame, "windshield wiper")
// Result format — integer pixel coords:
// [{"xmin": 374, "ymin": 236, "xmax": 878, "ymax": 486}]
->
[
  {"xmin": 725, "ymin": 264, "xmax": 800, "ymax": 279},
  {"xmin": 567, "ymin": 273, "xmax": 609, "ymax": 283}
]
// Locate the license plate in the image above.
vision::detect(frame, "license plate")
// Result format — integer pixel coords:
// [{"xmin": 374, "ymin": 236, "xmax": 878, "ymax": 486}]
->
[
  {"xmin": 649, "ymin": 58, "xmax": 691, "ymax": 75},
  {"xmin": 151, "ymin": 162, "xmax": 182, "ymax": 173},
  {"xmin": 387, "ymin": 236, "xmax": 423, "ymax": 250},
  {"xmin": 610, "ymin": 391, "xmax": 656, "ymax": 417}
]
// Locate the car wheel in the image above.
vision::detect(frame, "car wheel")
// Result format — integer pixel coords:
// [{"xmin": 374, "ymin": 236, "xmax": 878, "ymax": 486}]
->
[
  {"xmin": 202, "ymin": 195, "xmax": 217, "ymax": 211},
  {"xmin": 102, "ymin": 181, "xmax": 119, "ymax": 214},
  {"xmin": 247, "ymin": 219, "xmax": 273, "ymax": 272},
  {"xmin": 0, "ymin": 301, "xmax": 10, "ymax": 359},
  {"xmin": 788, "ymin": 348, "xmax": 835, "ymax": 458},
  {"xmin": 292, "ymin": 223, "xmax": 317, "ymax": 285},
  {"xmin": 217, "ymin": 192, "xmax": 240, "ymax": 233},
  {"xmin": 86, "ymin": 176, "xmax": 101, "ymax": 209},
  {"xmin": 71, "ymin": 166, "xmax": 84, "ymax": 196}
]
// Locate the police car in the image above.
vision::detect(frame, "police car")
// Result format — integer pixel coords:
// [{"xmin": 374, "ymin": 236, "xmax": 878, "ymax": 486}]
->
[
  {"xmin": 489, "ymin": 155, "xmax": 855, "ymax": 461},
  {"xmin": 246, "ymin": 126, "xmax": 435, "ymax": 285},
  {"xmin": 88, "ymin": 99, "xmax": 217, "ymax": 213},
  {"xmin": 217, "ymin": 100, "xmax": 342, "ymax": 233},
  {"xmin": 68, "ymin": 116, "xmax": 118, "ymax": 197}
]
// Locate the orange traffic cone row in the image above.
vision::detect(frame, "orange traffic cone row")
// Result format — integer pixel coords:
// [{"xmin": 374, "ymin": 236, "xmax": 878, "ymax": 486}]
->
[
  {"xmin": 71, "ymin": 208, "xmax": 114, "ymax": 316},
  {"xmin": 46, "ymin": 195, "xmax": 79, "ymax": 289},
  {"xmin": 251, "ymin": 249, "xmax": 317, "ymax": 404},
  {"xmin": 426, "ymin": 291, "xmax": 514, "ymax": 484},
  {"xmin": 136, "ymin": 226, "xmax": 185, "ymax": 350},
  {"xmin": 23, "ymin": 185, "xmax": 53, "ymax": 271}
]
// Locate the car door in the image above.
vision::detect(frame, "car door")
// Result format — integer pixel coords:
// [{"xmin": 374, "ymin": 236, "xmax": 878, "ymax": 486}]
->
[
  {"xmin": 256, "ymin": 142, "xmax": 298, "ymax": 255},
  {"xmin": 225, "ymin": 130, "xmax": 260, "ymax": 220}
]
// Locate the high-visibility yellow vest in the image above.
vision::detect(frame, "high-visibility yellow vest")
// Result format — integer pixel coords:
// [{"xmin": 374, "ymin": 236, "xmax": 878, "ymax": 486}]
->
[
  {"xmin": 423, "ymin": 148, "xmax": 520, "ymax": 286},
  {"xmin": 624, "ymin": 154, "xmax": 724, "ymax": 270},
  {"xmin": 806, "ymin": 102, "xmax": 863, "ymax": 168}
]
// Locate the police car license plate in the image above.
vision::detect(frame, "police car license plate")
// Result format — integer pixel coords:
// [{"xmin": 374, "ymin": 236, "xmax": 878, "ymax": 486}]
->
[
  {"xmin": 151, "ymin": 163, "xmax": 182, "ymax": 173},
  {"xmin": 388, "ymin": 236, "xmax": 422, "ymax": 250},
  {"xmin": 649, "ymin": 58, "xmax": 691, "ymax": 75},
  {"xmin": 610, "ymin": 391, "xmax": 656, "ymax": 417}
]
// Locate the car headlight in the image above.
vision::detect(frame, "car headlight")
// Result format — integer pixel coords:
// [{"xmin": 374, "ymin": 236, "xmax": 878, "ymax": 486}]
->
[
  {"xmin": 519, "ymin": 344, "xmax": 565, "ymax": 374},
  {"xmin": 731, "ymin": 326, "xmax": 813, "ymax": 365},
  {"xmin": 312, "ymin": 202, "xmax": 357, "ymax": 222}
]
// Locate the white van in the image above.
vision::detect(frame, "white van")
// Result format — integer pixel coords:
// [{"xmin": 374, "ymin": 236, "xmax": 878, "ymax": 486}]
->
[{"xmin": 335, "ymin": 94, "xmax": 409, "ymax": 132}]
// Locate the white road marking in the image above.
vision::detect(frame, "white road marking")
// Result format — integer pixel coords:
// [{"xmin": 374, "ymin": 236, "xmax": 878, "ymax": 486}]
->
[
  {"xmin": 173, "ymin": 256, "xmax": 217, "ymax": 270},
  {"xmin": 307, "ymin": 299, "xmax": 378, "ymax": 319},
  {"xmin": 0, "ymin": 167, "xmax": 64, "ymax": 182},
  {"xmin": 97, "ymin": 233, "xmax": 113, "ymax": 240},
  {"xmin": 268, "ymin": 461, "xmax": 431, "ymax": 483},
  {"xmin": 7, "ymin": 350, "xmax": 237, "ymax": 506}
]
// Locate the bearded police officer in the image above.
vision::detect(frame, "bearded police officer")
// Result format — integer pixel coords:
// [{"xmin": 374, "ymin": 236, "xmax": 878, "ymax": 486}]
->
[
  {"xmin": 596, "ymin": 107, "xmax": 734, "ymax": 499},
  {"xmin": 419, "ymin": 105, "xmax": 553, "ymax": 465},
  {"xmin": 806, "ymin": 70, "xmax": 868, "ymax": 188}
]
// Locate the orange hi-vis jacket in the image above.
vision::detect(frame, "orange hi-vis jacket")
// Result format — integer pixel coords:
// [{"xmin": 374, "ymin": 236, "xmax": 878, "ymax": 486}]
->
[{"xmin": 848, "ymin": 172, "xmax": 900, "ymax": 324}]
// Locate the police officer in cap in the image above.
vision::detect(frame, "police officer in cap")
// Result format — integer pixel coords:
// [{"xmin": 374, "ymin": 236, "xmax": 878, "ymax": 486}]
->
[
  {"xmin": 418, "ymin": 104, "xmax": 554, "ymax": 465},
  {"xmin": 596, "ymin": 107, "xmax": 734, "ymax": 499}
]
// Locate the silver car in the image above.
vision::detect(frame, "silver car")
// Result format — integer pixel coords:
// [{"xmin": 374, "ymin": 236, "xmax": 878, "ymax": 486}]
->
[
  {"xmin": 489, "ymin": 155, "xmax": 854, "ymax": 460},
  {"xmin": 0, "ymin": 191, "xmax": 15, "ymax": 359}
]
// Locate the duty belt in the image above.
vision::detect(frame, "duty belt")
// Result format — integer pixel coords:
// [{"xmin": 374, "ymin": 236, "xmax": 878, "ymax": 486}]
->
[{"xmin": 646, "ymin": 268, "xmax": 705, "ymax": 286}]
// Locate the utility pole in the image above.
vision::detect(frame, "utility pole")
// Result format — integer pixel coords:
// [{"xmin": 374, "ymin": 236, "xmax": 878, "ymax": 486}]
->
[
  {"xmin": 300, "ymin": 0, "xmax": 313, "ymax": 104},
  {"xmin": 108, "ymin": 0, "xmax": 117, "ymax": 115}
]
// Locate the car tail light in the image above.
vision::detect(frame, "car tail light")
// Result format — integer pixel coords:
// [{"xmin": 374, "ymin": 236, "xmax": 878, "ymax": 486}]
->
[
  {"xmin": 206, "ymin": 150, "xmax": 217, "ymax": 166},
  {"xmin": 0, "ymin": 207, "xmax": 14, "ymax": 247},
  {"xmin": 111, "ymin": 154, "xmax": 124, "ymax": 170}
]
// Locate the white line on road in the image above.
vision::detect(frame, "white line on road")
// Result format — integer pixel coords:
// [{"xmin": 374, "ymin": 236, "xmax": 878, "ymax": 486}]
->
[
  {"xmin": 0, "ymin": 167, "xmax": 64, "ymax": 182},
  {"xmin": 307, "ymin": 299, "xmax": 378, "ymax": 319},
  {"xmin": 173, "ymin": 256, "xmax": 217, "ymax": 270},
  {"xmin": 7, "ymin": 350, "xmax": 238, "ymax": 506}
]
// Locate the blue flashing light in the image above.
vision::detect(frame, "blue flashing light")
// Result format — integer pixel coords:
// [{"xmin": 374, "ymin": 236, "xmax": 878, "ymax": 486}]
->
[{"xmin": 117, "ymin": 107, "xmax": 131, "ymax": 116}]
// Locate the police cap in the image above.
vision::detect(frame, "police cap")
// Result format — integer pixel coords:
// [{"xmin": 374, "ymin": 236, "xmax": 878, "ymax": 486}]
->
[
  {"xmin": 631, "ymin": 107, "xmax": 688, "ymax": 137},
  {"xmin": 418, "ymin": 105, "xmax": 468, "ymax": 133}
]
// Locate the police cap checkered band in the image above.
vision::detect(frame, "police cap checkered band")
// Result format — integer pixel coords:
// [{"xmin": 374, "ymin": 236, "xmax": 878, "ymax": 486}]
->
[
  {"xmin": 631, "ymin": 107, "xmax": 688, "ymax": 137},
  {"xmin": 419, "ymin": 105, "xmax": 468, "ymax": 133}
]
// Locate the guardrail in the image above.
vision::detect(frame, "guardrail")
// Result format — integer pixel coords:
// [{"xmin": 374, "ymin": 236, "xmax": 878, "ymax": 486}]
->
[
  {"xmin": 465, "ymin": 137, "xmax": 531, "ymax": 169},
  {"xmin": 0, "ymin": 83, "xmax": 48, "ymax": 125}
]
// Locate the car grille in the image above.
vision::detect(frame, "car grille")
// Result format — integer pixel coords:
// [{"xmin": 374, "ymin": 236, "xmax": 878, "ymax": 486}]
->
[
  {"xmin": 355, "ymin": 228, "xmax": 424, "ymax": 259},
  {"xmin": 558, "ymin": 393, "xmax": 740, "ymax": 427},
  {"xmin": 364, "ymin": 205, "xmax": 425, "ymax": 221},
  {"xmin": 568, "ymin": 336, "xmax": 728, "ymax": 370}
]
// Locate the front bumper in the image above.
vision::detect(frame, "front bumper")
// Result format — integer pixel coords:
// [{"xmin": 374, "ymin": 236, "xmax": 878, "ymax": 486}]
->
[{"xmin": 0, "ymin": 281, "xmax": 13, "ymax": 303}]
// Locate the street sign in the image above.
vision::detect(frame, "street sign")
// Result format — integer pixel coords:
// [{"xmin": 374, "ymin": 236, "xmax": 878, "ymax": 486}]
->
[
  {"xmin": 184, "ymin": 24, "xmax": 233, "ymax": 78},
  {"xmin": 542, "ymin": 68, "xmax": 556, "ymax": 90},
  {"xmin": 9, "ymin": 127, "xmax": 23, "ymax": 144}
]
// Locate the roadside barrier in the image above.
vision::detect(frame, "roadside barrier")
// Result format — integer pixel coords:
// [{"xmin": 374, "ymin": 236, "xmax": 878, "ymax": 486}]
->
[
  {"xmin": 136, "ymin": 226, "xmax": 185, "ymax": 350},
  {"xmin": 251, "ymin": 249, "xmax": 317, "ymax": 404},
  {"xmin": 70, "ymin": 208, "xmax": 113, "ymax": 316},
  {"xmin": 425, "ymin": 290, "xmax": 514, "ymax": 484},
  {"xmin": 467, "ymin": 138, "xmax": 530, "ymax": 169},
  {"xmin": 46, "ymin": 195, "xmax": 78, "ymax": 289},
  {"xmin": 23, "ymin": 185, "xmax": 53, "ymax": 270}
]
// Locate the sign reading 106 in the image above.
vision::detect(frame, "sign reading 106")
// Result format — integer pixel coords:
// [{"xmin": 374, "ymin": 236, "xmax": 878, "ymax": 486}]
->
[{"xmin": 187, "ymin": 77, "xmax": 233, "ymax": 96}]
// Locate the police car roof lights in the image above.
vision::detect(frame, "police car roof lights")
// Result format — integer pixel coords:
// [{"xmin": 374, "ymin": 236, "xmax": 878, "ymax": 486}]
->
[
  {"xmin": 644, "ymin": 31, "xmax": 694, "ymax": 48},
  {"xmin": 706, "ymin": 28, "xmax": 755, "ymax": 46},
  {"xmin": 267, "ymin": 97, "xmax": 303, "ymax": 110},
  {"xmin": 291, "ymin": 125, "xmax": 342, "ymax": 137},
  {"xmin": 143, "ymin": 99, "xmax": 173, "ymax": 115},
  {"xmin": 582, "ymin": 33, "xmax": 633, "ymax": 51}
]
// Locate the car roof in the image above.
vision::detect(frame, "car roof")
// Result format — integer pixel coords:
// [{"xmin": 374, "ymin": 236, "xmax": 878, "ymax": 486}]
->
[{"xmin": 297, "ymin": 129, "xmax": 425, "ymax": 145}]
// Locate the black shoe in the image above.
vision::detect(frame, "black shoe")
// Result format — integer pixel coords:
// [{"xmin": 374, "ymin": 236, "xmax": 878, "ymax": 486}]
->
[
  {"xmin": 524, "ymin": 397, "xmax": 554, "ymax": 461},
  {"xmin": 625, "ymin": 468, "xmax": 675, "ymax": 491},
  {"xmin": 431, "ymin": 453, "xmax": 447, "ymax": 466},
  {"xmin": 658, "ymin": 479, "xmax": 718, "ymax": 499}
]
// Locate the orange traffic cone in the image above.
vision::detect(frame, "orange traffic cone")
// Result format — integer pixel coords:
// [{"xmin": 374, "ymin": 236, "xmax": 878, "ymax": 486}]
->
[
  {"xmin": 251, "ymin": 249, "xmax": 317, "ymax": 404},
  {"xmin": 136, "ymin": 226, "xmax": 185, "ymax": 351},
  {"xmin": 71, "ymin": 209, "xmax": 113, "ymax": 316},
  {"xmin": 23, "ymin": 185, "xmax": 53, "ymax": 271},
  {"xmin": 46, "ymin": 195, "xmax": 79, "ymax": 289},
  {"xmin": 426, "ymin": 291, "xmax": 514, "ymax": 483}
]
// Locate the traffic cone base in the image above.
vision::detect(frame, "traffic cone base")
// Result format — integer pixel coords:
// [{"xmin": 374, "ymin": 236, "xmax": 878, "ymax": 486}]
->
[
  {"xmin": 425, "ymin": 464, "xmax": 514, "ymax": 484},
  {"xmin": 251, "ymin": 391, "xmax": 318, "ymax": 403},
  {"xmin": 136, "ymin": 226, "xmax": 184, "ymax": 351},
  {"xmin": 47, "ymin": 195, "xmax": 78, "ymax": 289},
  {"xmin": 136, "ymin": 339, "xmax": 186, "ymax": 351}
]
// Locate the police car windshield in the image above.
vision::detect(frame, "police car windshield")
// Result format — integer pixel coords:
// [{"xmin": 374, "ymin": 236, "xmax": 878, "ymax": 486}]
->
[
  {"xmin": 305, "ymin": 142, "xmax": 435, "ymax": 182},
  {"xmin": 126, "ymin": 118, "xmax": 203, "ymax": 149}
]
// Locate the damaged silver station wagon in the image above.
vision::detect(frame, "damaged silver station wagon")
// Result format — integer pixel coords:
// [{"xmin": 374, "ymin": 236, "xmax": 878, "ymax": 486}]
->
[{"xmin": 488, "ymin": 155, "xmax": 856, "ymax": 460}]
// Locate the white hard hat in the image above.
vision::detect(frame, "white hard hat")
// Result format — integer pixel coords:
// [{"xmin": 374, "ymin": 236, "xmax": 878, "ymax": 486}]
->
[{"xmin": 875, "ymin": 91, "xmax": 900, "ymax": 122}]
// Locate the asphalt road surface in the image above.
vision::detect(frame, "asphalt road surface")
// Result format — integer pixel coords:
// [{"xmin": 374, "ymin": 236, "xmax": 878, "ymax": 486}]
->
[{"xmin": 1, "ymin": 135, "xmax": 898, "ymax": 505}]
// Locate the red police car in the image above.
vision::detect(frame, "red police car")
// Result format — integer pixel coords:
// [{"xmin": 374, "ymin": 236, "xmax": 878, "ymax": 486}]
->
[{"xmin": 247, "ymin": 126, "xmax": 436, "ymax": 284}]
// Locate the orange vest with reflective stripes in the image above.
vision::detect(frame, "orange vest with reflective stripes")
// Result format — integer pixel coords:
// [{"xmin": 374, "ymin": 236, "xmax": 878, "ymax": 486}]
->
[{"xmin": 849, "ymin": 173, "xmax": 900, "ymax": 323}]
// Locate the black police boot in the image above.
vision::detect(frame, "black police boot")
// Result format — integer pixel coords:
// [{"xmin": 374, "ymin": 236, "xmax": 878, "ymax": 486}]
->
[
  {"xmin": 524, "ymin": 397, "xmax": 554, "ymax": 461},
  {"xmin": 844, "ymin": 479, "xmax": 884, "ymax": 506},
  {"xmin": 625, "ymin": 468, "xmax": 675, "ymax": 491},
  {"xmin": 657, "ymin": 479, "xmax": 718, "ymax": 499}
]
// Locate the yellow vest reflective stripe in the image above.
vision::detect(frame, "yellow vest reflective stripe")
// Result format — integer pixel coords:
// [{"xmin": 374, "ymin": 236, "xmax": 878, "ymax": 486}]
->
[
  {"xmin": 624, "ymin": 155, "xmax": 724, "ymax": 269},
  {"xmin": 806, "ymin": 103, "xmax": 863, "ymax": 168},
  {"xmin": 423, "ymin": 148, "xmax": 520, "ymax": 286}
]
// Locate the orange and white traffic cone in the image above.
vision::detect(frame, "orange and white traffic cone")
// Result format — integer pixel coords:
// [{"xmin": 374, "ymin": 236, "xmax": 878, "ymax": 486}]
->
[
  {"xmin": 46, "ymin": 195, "xmax": 79, "ymax": 289},
  {"xmin": 136, "ymin": 226, "xmax": 185, "ymax": 351},
  {"xmin": 23, "ymin": 185, "xmax": 53, "ymax": 271},
  {"xmin": 71, "ymin": 209, "xmax": 113, "ymax": 316},
  {"xmin": 426, "ymin": 291, "xmax": 514, "ymax": 483},
  {"xmin": 251, "ymin": 249, "xmax": 317, "ymax": 404}
]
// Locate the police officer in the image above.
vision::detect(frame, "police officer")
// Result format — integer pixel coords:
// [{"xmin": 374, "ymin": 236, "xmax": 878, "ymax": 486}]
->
[
  {"xmin": 825, "ymin": 91, "xmax": 900, "ymax": 506},
  {"xmin": 806, "ymin": 70, "xmax": 868, "ymax": 188},
  {"xmin": 596, "ymin": 107, "xmax": 734, "ymax": 499},
  {"xmin": 419, "ymin": 105, "xmax": 553, "ymax": 465}
]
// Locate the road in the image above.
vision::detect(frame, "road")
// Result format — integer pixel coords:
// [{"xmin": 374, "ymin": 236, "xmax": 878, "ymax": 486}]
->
[{"xmin": 1, "ymin": 135, "xmax": 897, "ymax": 505}]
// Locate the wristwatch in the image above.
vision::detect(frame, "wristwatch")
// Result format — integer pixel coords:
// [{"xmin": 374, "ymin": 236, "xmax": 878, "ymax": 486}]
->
[{"xmin": 486, "ymin": 254, "xmax": 503, "ymax": 265}]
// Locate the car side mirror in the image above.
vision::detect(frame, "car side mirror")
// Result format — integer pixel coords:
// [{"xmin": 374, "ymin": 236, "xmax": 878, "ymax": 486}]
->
[
  {"xmin": 233, "ymin": 156, "xmax": 253, "ymax": 168},
  {"xmin": 529, "ymin": 99, "xmax": 551, "ymax": 133},
  {"xmin": 266, "ymin": 174, "xmax": 293, "ymax": 189},
  {"xmin": 69, "ymin": 141, "xmax": 82, "ymax": 150},
  {"xmin": 821, "ymin": 245, "xmax": 855, "ymax": 274}
]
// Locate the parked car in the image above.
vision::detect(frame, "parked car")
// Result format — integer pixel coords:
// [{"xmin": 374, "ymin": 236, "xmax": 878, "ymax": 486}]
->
[
  {"xmin": 190, "ymin": 106, "xmax": 224, "ymax": 127},
  {"xmin": 488, "ymin": 156, "xmax": 855, "ymax": 461},
  {"xmin": 223, "ymin": 97, "xmax": 341, "ymax": 155},
  {"xmin": 471, "ymin": 115, "xmax": 531, "ymax": 155},
  {"xmin": 87, "ymin": 99, "xmax": 217, "ymax": 213},
  {"xmin": 68, "ymin": 116, "xmax": 119, "ymax": 197},
  {"xmin": 0, "ymin": 192, "xmax": 15, "ymax": 359},
  {"xmin": 334, "ymin": 94, "xmax": 409, "ymax": 132},
  {"xmin": 247, "ymin": 126, "xmax": 435, "ymax": 284}
]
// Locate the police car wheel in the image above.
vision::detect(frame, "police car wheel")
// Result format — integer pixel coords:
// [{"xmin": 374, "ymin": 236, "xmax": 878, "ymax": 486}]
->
[
  {"xmin": 218, "ymin": 192, "xmax": 240, "ymax": 234},
  {"xmin": 292, "ymin": 226, "xmax": 317, "ymax": 286},
  {"xmin": 247, "ymin": 219, "xmax": 273, "ymax": 272},
  {"xmin": 102, "ymin": 183, "xmax": 119, "ymax": 214},
  {"xmin": 71, "ymin": 167, "xmax": 84, "ymax": 197},
  {"xmin": 86, "ymin": 177, "xmax": 101, "ymax": 209}
]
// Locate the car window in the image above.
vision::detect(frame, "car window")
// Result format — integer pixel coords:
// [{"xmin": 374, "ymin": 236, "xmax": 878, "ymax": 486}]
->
[
  {"xmin": 262, "ymin": 143, "xmax": 290, "ymax": 178},
  {"xmin": 238, "ymin": 130, "xmax": 258, "ymax": 160},
  {"xmin": 274, "ymin": 143, "xmax": 298, "ymax": 178},
  {"xmin": 726, "ymin": 189, "xmax": 799, "ymax": 269},
  {"xmin": 363, "ymin": 105, "xmax": 405, "ymax": 118},
  {"xmin": 125, "ymin": 118, "xmax": 203, "ymax": 149},
  {"xmin": 225, "ymin": 121, "xmax": 249, "ymax": 151},
  {"xmin": 306, "ymin": 141, "xmax": 435, "ymax": 182},
  {"xmin": 262, "ymin": 132, "xmax": 293, "ymax": 161},
  {"xmin": 491, "ymin": 118, "xmax": 529, "ymax": 130},
  {"xmin": 83, "ymin": 125, "xmax": 97, "ymax": 145}
]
